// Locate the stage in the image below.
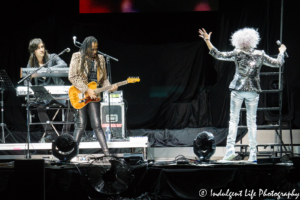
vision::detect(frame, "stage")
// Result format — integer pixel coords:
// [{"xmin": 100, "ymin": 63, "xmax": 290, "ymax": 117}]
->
[
  {"xmin": 0, "ymin": 139, "xmax": 149, "ymax": 161},
  {"xmin": 0, "ymin": 130, "xmax": 299, "ymax": 200},
  {"xmin": 2, "ymin": 0, "xmax": 300, "ymax": 199},
  {"xmin": 0, "ymin": 158, "xmax": 299, "ymax": 200}
]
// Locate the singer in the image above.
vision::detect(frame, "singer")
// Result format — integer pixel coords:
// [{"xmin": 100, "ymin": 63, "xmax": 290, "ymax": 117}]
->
[
  {"xmin": 199, "ymin": 28, "xmax": 286, "ymax": 161},
  {"xmin": 69, "ymin": 36, "xmax": 118, "ymax": 156},
  {"xmin": 26, "ymin": 38, "xmax": 73, "ymax": 142}
]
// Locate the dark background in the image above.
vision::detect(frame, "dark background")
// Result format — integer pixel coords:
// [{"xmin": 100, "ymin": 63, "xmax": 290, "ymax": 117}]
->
[{"xmin": 1, "ymin": 0, "xmax": 299, "ymax": 132}]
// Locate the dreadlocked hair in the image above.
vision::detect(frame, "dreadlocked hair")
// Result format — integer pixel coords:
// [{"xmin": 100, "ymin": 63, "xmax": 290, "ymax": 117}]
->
[
  {"xmin": 28, "ymin": 38, "xmax": 49, "ymax": 67},
  {"xmin": 79, "ymin": 36, "xmax": 100, "ymax": 75}
]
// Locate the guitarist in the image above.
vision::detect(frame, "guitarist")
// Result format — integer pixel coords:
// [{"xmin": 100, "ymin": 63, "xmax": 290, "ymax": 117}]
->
[{"xmin": 69, "ymin": 36, "xmax": 118, "ymax": 156}]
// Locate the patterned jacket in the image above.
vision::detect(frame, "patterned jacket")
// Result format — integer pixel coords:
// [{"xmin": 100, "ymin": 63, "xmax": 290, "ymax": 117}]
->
[
  {"xmin": 209, "ymin": 47, "xmax": 284, "ymax": 92},
  {"xmin": 69, "ymin": 52, "xmax": 111, "ymax": 94}
]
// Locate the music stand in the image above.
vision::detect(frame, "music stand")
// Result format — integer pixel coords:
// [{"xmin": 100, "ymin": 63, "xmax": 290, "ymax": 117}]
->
[
  {"xmin": 30, "ymin": 85, "xmax": 55, "ymax": 102},
  {"xmin": 0, "ymin": 70, "xmax": 18, "ymax": 143}
]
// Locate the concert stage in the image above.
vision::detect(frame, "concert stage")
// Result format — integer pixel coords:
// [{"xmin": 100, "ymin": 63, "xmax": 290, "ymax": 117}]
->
[
  {"xmin": 0, "ymin": 159, "xmax": 298, "ymax": 200},
  {"xmin": 0, "ymin": 130, "xmax": 299, "ymax": 199}
]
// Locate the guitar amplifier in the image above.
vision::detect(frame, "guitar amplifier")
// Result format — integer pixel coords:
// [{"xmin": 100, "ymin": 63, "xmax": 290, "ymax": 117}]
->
[
  {"xmin": 100, "ymin": 102, "xmax": 125, "ymax": 139},
  {"xmin": 103, "ymin": 90, "xmax": 123, "ymax": 103}
]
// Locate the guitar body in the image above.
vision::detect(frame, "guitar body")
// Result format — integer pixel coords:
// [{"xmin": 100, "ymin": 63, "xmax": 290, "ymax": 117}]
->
[
  {"xmin": 69, "ymin": 77, "xmax": 140, "ymax": 110},
  {"xmin": 69, "ymin": 82, "xmax": 101, "ymax": 109}
]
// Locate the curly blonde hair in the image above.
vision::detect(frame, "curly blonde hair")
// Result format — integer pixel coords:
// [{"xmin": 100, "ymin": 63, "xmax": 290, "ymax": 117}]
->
[{"xmin": 230, "ymin": 28, "xmax": 260, "ymax": 49}]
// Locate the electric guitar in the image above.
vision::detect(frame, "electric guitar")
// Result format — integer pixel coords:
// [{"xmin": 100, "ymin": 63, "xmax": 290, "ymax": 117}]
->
[{"xmin": 69, "ymin": 77, "xmax": 140, "ymax": 109}]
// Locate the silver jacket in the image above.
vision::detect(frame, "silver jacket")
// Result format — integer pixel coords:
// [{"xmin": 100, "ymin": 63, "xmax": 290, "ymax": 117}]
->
[{"xmin": 209, "ymin": 47, "xmax": 285, "ymax": 92}]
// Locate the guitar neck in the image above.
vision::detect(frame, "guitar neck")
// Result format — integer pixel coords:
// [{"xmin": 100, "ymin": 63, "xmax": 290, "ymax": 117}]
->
[{"xmin": 94, "ymin": 80, "xmax": 128, "ymax": 94}]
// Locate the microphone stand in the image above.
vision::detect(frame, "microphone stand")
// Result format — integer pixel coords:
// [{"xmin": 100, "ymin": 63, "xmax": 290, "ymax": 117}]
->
[
  {"xmin": 18, "ymin": 48, "xmax": 70, "ymax": 159},
  {"xmin": 73, "ymin": 39, "xmax": 119, "ymax": 140}
]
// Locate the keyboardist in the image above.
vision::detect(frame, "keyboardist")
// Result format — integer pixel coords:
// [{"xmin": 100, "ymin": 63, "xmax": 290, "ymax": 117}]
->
[{"xmin": 26, "ymin": 38, "xmax": 74, "ymax": 142}]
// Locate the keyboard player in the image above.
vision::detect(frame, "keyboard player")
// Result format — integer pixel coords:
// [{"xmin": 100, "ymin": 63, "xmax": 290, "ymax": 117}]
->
[{"xmin": 26, "ymin": 38, "xmax": 74, "ymax": 142}]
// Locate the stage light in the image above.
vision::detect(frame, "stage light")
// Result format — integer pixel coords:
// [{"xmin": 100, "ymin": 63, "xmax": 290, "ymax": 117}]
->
[
  {"xmin": 193, "ymin": 131, "xmax": 216, "ymax": 162},
  {"xmin": 52, "ymin": 133, "xmax": 79, "ymax": 161},
  {"xmin": 88, "ymin": 157, "xmax": 133, "ymax": 195}
]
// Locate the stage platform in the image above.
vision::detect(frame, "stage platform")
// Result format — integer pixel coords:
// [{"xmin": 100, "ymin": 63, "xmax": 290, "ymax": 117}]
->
[
  {"xmin": 0, "ymin": 130, "xmax": 299, "ymax": 199},
  {"xmin": 0, "ymin": 159, "xmax": 299, "ymax": 200},
  {"xmin": 0, "ymin": 138, "xmax": 149, "ymax": 160}
]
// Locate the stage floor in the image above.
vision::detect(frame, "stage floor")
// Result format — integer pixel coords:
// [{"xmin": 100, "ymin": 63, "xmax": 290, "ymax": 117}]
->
[
  {"xmin": 0, "ymin": 159, "xmax": 298, "ymax": 200},
  {"xmin": 0, "ymin": 129, "xmax": 299, "ymax": 199}
]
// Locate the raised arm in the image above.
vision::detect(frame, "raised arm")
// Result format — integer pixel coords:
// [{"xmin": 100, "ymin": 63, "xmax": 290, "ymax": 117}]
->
[
  {"xmin": 263, "ymin": 44, "xmax": 286, "ymax": 68},
  {"xmin": 199, "ymin": 28, "xmax": 235, "ymax": 61},
  {"xmin": 199, "ymin": 28, "xmax": 213, "ymax": 50}
]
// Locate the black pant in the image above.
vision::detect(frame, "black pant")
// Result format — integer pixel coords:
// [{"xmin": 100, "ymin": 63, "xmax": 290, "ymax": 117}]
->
[
  {"xmin": 73, "ymin": 102, "xmax": 108, "ymax": 151},
  {"xmin": 37, "ymin": 104, "xmax": 74, "ymax": 134}
]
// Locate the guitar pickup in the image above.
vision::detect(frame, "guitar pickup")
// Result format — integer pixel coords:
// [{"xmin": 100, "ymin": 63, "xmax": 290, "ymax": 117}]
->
[{"xmin": 78, "ymin": 93, "xmax": 85, "ymax": 99}]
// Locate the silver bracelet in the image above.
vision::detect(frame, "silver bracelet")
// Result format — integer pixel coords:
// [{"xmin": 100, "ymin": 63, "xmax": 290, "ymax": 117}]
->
[{"xmin": 204, "ymin": 38, "xmax": 210, "ymax": 41}]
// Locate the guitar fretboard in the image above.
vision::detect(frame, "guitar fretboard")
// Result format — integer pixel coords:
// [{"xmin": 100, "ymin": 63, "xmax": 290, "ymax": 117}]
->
[{"xmin": 94, "ymin": 80, "xmax": 128, "ymax": 94}]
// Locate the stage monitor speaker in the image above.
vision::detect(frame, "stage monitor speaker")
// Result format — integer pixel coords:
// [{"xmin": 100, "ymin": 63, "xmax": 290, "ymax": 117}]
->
[
  {"xmin": 14, "ymin": 159, "xmax": 45, "ymax": 200},
  {"xmin": 100, "ymin": 102, "xmax": 125, "ymax": 139}
]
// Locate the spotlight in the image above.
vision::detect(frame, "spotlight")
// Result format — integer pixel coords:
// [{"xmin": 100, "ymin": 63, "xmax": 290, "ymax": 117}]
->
[
  {"xmin": 193, "ymin": 131, "xmax": 216, "ymax": 162},
  {"xmin": 52, "ymin": 133, "xmax": 79, "ymax": 161}
]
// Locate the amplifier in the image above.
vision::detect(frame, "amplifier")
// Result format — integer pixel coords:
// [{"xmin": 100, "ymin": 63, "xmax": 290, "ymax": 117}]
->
[
  {"xmin": 100, "ymin": 102, "xmax": 125, "ymax": 139},
  {"xmin": 103, "ymin": 90, "xmax": 123, "ymax": 103}
]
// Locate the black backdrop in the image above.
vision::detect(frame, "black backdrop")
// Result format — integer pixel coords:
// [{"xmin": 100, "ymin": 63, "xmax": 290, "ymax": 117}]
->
[{"xmin": 1, "ymin": 0, "xmax": 300, "ymax": 132}]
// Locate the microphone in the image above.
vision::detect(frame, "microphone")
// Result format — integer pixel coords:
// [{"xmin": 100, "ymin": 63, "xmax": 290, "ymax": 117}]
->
[
  {"xmin": 63, "ymin": 48, "xmax": 70, "ymax": 53},
  {"xmin": 57, "ymin": 48, "xmax": 71, "ymax": 56},
  {"xmin": 73, "ymin": 36, "xmax": 77, "ymax": 45},
  {"xmin": 73, "ymin": 36, "xmax": 82, "ymax": 48},
  {"xmin": 276, "ymin": 40, "xmax": 289, "ymax": 58}
]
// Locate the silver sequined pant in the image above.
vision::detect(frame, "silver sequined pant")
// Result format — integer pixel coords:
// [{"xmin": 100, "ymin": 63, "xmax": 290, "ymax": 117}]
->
[{"xmin": 225, "ymin": 90, "xmax": 259, "ymax": 160}]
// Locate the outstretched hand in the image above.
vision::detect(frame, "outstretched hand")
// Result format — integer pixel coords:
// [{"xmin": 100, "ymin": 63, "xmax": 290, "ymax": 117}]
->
[{"xmin": 199, "ymin": 28, "xmax": 212, "ymax": 40}]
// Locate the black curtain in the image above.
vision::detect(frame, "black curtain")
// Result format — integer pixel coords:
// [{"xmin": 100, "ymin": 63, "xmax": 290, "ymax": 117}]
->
[{"xmin": 1, "ymin": 0, "xmax": 299, "ymax": 132}]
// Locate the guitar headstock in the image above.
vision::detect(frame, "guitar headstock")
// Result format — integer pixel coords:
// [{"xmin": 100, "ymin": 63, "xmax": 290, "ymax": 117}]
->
[{"xmin": 127, "ymin": 77, "xmax": 140, "ymax": 83}]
